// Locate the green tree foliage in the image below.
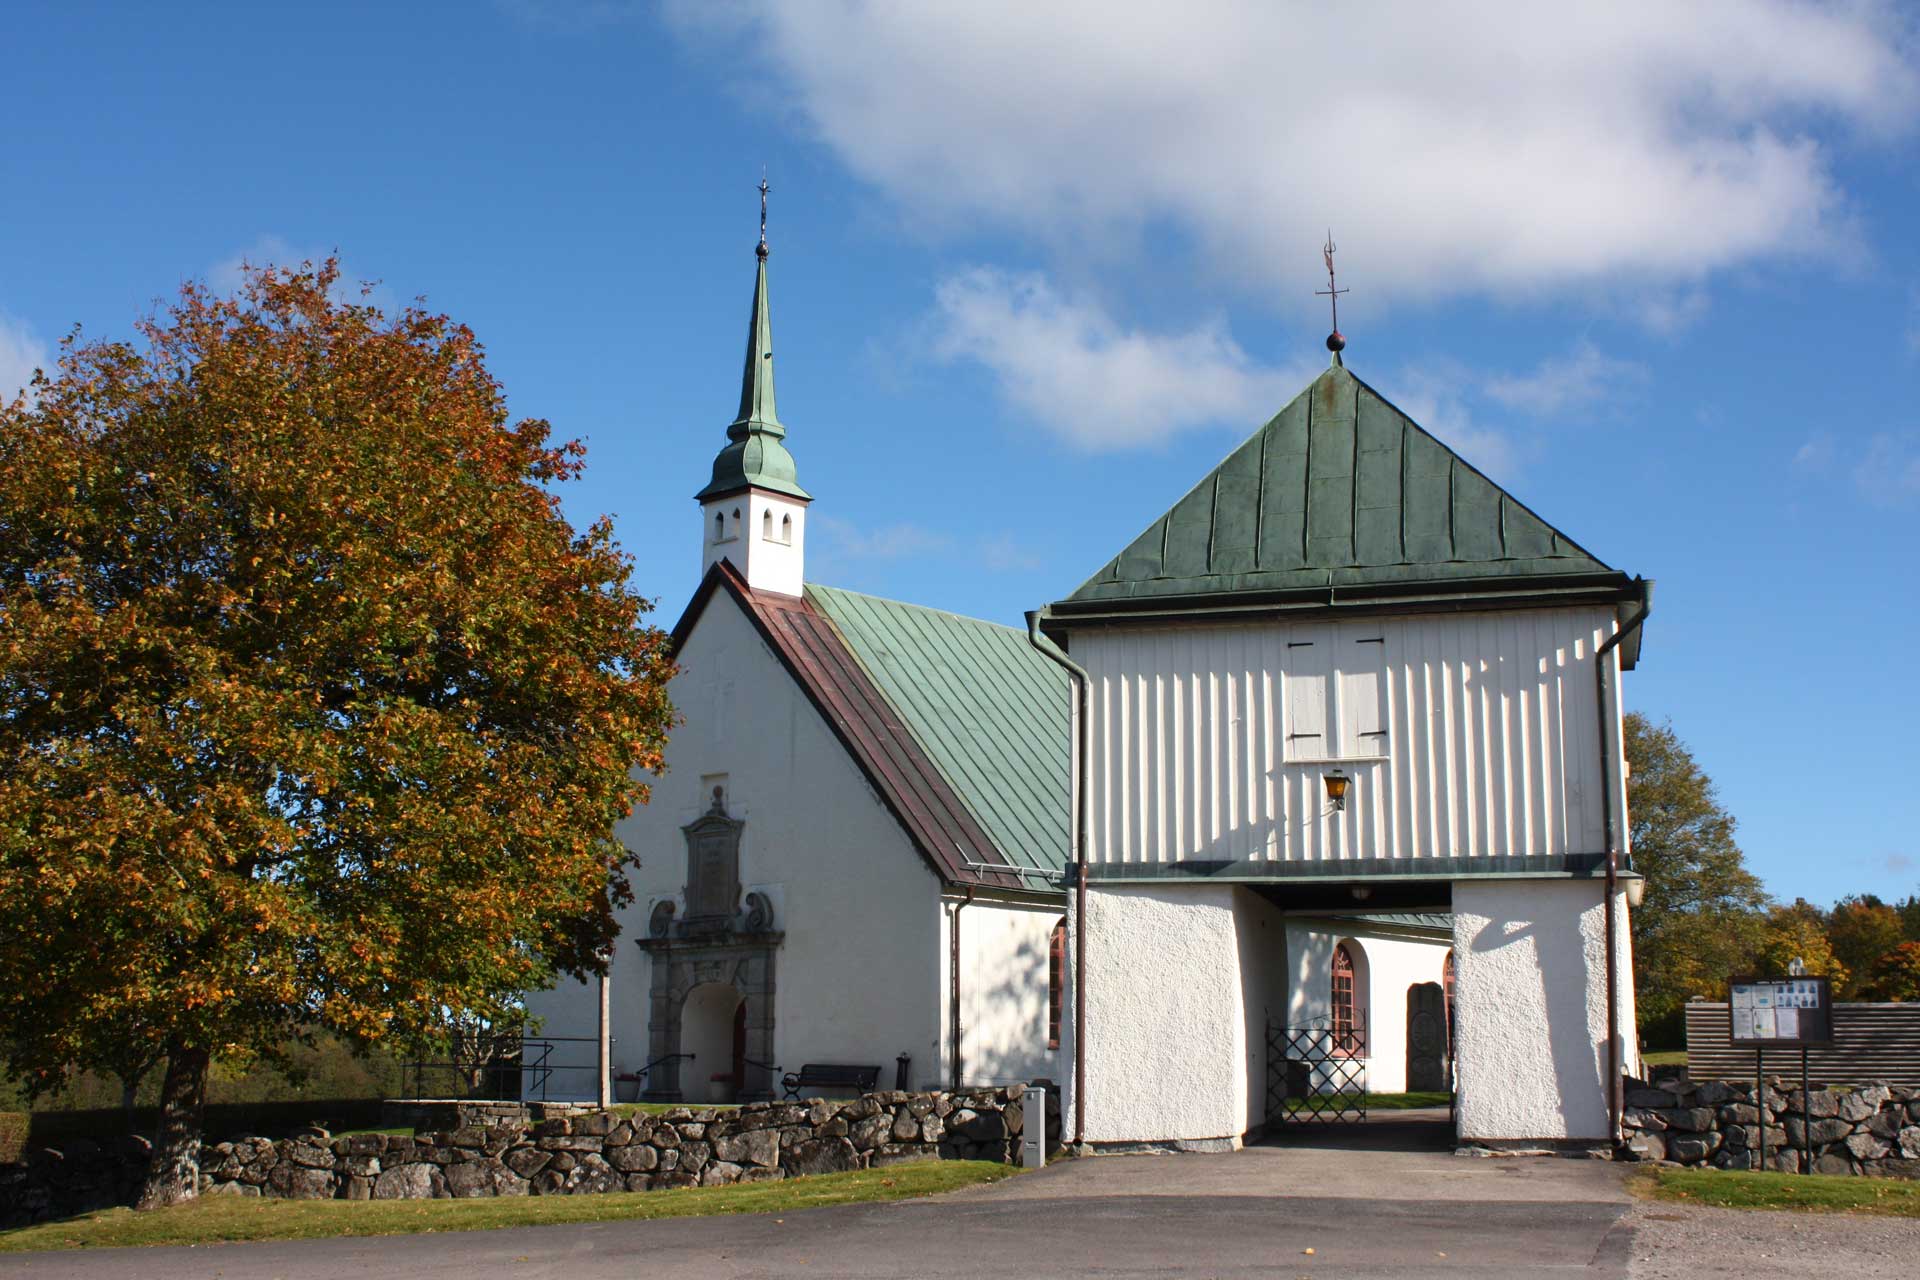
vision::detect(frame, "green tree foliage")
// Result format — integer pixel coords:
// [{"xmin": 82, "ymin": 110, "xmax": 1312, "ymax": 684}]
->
[
  {"xmin": 0, "ymin": 263, "xmax": 676, "ymax": 1206},
  {"xmin": 1893, "ymin": 892, "xmax": 1920, "ymax": 944},
  {"xmin": 1826, "ymin": 895, "xmax": 1907, "ymax": 997},
  {"xmin": 1624, "ymin": 713, "xmax": 1768, "ymax": 1046}
]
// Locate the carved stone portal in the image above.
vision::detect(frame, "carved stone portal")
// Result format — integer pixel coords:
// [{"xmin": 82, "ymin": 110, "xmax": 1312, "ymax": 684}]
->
[{"xmin": 638, "ymin": 790, "xmax": 783, "ymax": 1101}]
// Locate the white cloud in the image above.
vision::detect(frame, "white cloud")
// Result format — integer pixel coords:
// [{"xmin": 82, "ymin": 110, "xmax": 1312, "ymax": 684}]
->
[
  {"xmin": 0, "ymin": 312, "xmax": 50, "ymax": 402},
  {"xmin": 672, "ymin": 2, "xmax": 1917, "ymax": 301},
  {"xmin": 930, "ymin": 268, "xmax": 1311, "ymax": 449},
  {"xmin": 1852, "ymin": 433, "xmax": 1920, "ymax": 504},
  {"xmin": 1484, "ymin": 340, "xmax": 1645, "ymax": 416},
  {"xmin": 811, "ymin": 514, "xmax": 953, "ymax": 561},
  {"xmin": 1794, "ymin": 434, "xmax": 1835, "ymax": 470}
]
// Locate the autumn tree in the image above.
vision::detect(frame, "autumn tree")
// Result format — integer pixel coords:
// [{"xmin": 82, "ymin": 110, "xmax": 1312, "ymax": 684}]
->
[
  {"xmin": 1624, "ymin": 713, "xmax": 1768, "ymax": 1046},
  {"xmin": 1860, "ymin": 942, "xmax": 1920, "ymax": 1001},
  {"xmin": 1751, "ymin": 899, "xmax": 1848, "ymax": 989},
  {"xmin": 0, "ymin": 262, "xmax": 675, "ymax": 1207},
  {"xmin": 1826, "ymin": 895, "xmax": 1907, "ymax": 997}
]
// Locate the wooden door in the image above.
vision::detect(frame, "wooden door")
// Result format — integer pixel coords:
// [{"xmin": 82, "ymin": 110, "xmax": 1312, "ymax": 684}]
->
[{"xmin": 1406, "ymin": 983, "xmax": 1447, "ymax": 1092}]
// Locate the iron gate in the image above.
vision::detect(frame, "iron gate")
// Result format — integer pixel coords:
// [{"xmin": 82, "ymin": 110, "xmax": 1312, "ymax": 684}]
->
[{"xmin": 1267, "ymin": 1017, "xmax": 1367, "ymax": 1126}]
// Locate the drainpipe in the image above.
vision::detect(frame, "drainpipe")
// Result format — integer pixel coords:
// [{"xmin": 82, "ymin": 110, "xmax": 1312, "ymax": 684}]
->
[
  {"xmin": 1594, "ymin": 581, "xmax": 1651, "ymax": 1147},
  {"xmin": 950, "ymin": 886, "xmax": 974, "ymax": 1090},
  {"xmin": 1026, "ymin": 610, "xmax": 1090, "ymax": 1146}
]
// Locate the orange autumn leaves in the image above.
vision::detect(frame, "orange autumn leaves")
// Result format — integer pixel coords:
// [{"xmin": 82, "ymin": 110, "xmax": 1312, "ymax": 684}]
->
[{"xmin": 0, "ymin": 260, "xmax": 676, "ymax": 1095}]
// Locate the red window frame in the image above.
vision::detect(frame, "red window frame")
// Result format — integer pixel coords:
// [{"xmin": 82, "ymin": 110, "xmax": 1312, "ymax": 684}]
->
[{"xmin": 1331, "ymin": 943, "xmax": 1359, "ymax": 1056}]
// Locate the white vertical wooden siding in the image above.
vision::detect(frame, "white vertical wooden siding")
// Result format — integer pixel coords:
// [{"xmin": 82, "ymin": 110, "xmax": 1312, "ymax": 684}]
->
[{"xmin": 1073, "ymin": 607, "xmax": 1613, "ymax": 865}]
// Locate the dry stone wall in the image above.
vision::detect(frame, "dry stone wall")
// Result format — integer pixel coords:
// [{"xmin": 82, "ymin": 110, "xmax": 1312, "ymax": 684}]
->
[
  {"xmin": 1623, "ymin": 1076, "xmax": 1920, "ymax": 1176},
  {"xmin": 1, "ymin": 1087, "xmax": 1036, "ymax": 1225}
]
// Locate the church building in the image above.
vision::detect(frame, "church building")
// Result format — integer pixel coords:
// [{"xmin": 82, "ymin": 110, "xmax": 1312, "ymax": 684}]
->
[
  {"xmin": 529, "ymin": 210, "xmax": 1650, "ymax": 1153},
  {"xmin": 525, "ymin": 215, "xmax": 1073, "ymax": 1105}
]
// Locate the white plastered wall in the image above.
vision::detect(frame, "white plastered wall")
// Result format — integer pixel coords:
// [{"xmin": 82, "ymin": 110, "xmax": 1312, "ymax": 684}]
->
[
  {"xmin": 1080, "ymin": 882, "xmax": 1270, "ymax": 1147},
  {"xmin": 941, "ymin": 896, "xmax": 1064, "ymax": 1089},
  {"xmin": 1284, "ymin": 919, "xmax": 1453, "ymax": 1095},
  {"xmin": 1451, "ymin": 879, "xmax": 1636, "ymax": 1141},
  {"xmin": 523, "ymin": 587, "xmax": 944, "ymax": 1099}
]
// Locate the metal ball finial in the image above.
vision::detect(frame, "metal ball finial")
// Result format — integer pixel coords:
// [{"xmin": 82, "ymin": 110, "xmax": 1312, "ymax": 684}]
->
[{"xmin": 1326, "ymin": 331, "xmax": 1346, "ymax": 353}]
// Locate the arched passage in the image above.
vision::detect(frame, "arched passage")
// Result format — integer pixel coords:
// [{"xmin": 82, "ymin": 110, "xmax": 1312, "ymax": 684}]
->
[{"xmin": 682, "ymin": 982, "xmax": 746, "ymax": 1104}]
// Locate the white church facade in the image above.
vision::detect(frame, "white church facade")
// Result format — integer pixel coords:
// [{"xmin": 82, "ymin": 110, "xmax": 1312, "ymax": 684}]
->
[
  {"xmin": 528, "ymin": 220, "xmax": 1649, "ymax": 1152},
  {"xmin": 526, "ymin": 230, "xmax": 1074, "ymax": 1104}
]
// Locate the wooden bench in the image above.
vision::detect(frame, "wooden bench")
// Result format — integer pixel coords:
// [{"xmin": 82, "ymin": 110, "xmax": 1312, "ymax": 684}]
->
[{"xmin": 781, "ymin": 1063, "xmax": 881, "ymax": 1100}]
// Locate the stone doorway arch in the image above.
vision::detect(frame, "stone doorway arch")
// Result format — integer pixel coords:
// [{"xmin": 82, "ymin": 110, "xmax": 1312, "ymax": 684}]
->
[{"xmin": 638, "ymin": 935, "xmax": 780, "ymax": 1102}]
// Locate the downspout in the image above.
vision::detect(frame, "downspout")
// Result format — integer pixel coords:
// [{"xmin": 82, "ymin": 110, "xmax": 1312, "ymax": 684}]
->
[
  {"xmin": 1026, "ymin": 610, "xmax": 1090, "ymax": 1146},
  {"xmin": 950, "ymin": 886, "xmax": 974, "ymax": 1090},
  {"xmin": 1594, "ymin": 581, "xmax": 1651, "ymax": 1147}
]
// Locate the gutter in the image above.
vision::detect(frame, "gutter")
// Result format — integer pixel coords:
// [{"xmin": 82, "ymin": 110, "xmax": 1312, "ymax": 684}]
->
[
  {"xmin": 950, "ymin": 886, "xmax": 974, "ymax": 1090},
  {"xmin": 1593, "ymin": 579, "xmax": 1652, "ymax": 1147},
  {"xmin": 1026, "ymin": 610, "xmax": 1090, "ymax": 1147}
]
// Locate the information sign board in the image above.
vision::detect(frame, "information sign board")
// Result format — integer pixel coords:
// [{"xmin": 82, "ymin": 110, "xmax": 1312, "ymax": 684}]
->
[{"xmin": 1727, "ymin": 975, "xmax": 1833, "ymax": 1045}]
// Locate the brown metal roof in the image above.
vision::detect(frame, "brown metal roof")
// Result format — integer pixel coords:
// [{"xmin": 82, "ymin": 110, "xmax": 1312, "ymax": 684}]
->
[{"xmin": 671, "ymin": 561, "xmax": 1027, "ymax": 890}]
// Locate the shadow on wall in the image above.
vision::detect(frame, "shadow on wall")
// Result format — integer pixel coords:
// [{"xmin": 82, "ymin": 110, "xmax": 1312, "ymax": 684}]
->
[
  {"xmin": 1467, "ymin": 907, "xmax": 1603, "ymax": 1134},
  {"xmin": 968, "ymin": 928, "xmax": 1051, "ymax": 1085}
]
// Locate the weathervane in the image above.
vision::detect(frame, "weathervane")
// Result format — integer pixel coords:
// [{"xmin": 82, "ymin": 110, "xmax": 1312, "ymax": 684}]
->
[
  {"xmin": 757, "ymin": 171, "xmax": 771, "ymax": 260},
  {"xmin": 1316, "ymin": 230, "xmax": 1347, "ymax": 353}
]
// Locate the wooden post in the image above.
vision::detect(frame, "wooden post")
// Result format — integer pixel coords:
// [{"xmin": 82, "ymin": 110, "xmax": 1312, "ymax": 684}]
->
[{"xmin": 597, "ymin": 966, "xmax": 612, "ymax": 1110}]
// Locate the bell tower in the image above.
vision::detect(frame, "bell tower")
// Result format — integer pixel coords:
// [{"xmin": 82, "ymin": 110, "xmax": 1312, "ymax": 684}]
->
[{"xmin": 695, "ymin": 179, "xmax": 810, "ymax": 596}]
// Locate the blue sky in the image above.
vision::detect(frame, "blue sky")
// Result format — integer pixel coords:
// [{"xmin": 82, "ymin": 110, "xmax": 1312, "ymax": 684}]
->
[{"xmin": 5, "ymin": 2, "xmax": 1917, "ymax": 906}]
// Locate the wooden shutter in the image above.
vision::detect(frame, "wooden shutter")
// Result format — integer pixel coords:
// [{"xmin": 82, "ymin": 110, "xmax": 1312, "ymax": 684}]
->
[
  {"xmin": 1337, "ymin": 627, "xmax": 1387, "ymax": 757},
  {"xmin": 1284, "ymin": 626, "xmax": 1329, "ymax": 761}
]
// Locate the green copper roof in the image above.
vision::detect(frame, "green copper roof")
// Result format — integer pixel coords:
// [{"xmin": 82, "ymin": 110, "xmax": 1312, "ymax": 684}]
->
[
  {"xmin": 695, "ymin": 251, "xmax": 811, "ymax": 503},
  {"xmin": 806, "ymin": 584, "xmax": 1070, "ymax": 878},
  {"xmin": 1061, "ymin": 359, "xmax": 1619, "ymax": 608}
]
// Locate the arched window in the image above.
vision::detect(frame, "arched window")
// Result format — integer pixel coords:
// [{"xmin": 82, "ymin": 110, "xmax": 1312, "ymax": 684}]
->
[
  {"xmin": 762, "ymin": 509, "xmax": 773, "ymax": 539},
  {"xmin": 781, "ymin": 513, "xmax": 792, "ymax": 542},
  {"xmin": 1047, "ymin": 917, "xmax": 1068, "ymax": 1049},
  {"xmin": 1332, "ymin": 943, "xmax": 1358, "ymax": 1056},
  {"xmin": 731, "ymin": 507, "xmax": 741, "ymax": 535},
  {"xmin": 715, "ymin": 511, "xmax": 725, "ymax": 539}
]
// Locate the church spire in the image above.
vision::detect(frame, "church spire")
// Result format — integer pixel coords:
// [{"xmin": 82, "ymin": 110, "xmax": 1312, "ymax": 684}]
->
[
  {"xmin": 696, "ymin": 179, "xmax": 811, "ymax": 597},
  {"xmin": 732, "ymin": 178, "xmax": 780, "ymax": 440},
  {"xmin": 696, "ymin": 178, "xmax": 810, "ymax": 504}
]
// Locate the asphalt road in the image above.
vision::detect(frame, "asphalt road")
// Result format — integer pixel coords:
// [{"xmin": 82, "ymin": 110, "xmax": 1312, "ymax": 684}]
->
[{"xmin": 0, "ymin": 1113, "xmax": 1646, "ymax": 1279}]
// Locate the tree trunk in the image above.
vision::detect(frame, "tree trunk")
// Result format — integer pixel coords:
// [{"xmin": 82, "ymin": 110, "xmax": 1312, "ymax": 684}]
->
[{"xmin": 135, "ymin": 1044, "xmax": 208, "ymax": 1210}]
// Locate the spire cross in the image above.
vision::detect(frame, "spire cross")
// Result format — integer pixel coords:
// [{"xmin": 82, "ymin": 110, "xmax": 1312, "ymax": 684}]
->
[
  {"xmin": 757, "ymin": 173, "xmax": 771, "ymax": 259},
  {"xmin": 1316, "ymin": 231, "xmax": 1348, "ymax": 331},
  {"xmin": 1316, "ymin": 230, "xmax": 1349, "ymax": 353}
]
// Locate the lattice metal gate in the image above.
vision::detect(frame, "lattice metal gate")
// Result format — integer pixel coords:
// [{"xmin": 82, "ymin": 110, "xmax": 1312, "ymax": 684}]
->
[{"xmin": 1267, "ymin": 1018, "xmax": 1368, "ymax": 1126}]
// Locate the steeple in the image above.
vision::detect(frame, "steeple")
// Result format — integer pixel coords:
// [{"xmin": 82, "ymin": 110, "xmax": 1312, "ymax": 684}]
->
[
  {"xmin": 695, "ymin": 178, "xmax": 810, "ymax": 504},
  {"xmin": 697, "ymin": 178, "xmax": 811, "ymax": 596}
]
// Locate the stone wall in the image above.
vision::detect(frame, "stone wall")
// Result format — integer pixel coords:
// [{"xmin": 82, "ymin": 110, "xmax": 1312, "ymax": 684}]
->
[
  {"xmin": 1623, "ymin": 1076, "xmax": 1920, "ymax": 1176},
  {"xmin": 1, "ymin": 1087, "xmax": 1037, "ymax": 1226}
]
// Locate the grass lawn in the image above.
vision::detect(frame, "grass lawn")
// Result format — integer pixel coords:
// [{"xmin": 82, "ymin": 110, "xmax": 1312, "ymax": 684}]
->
[
  {"xmin": 0, "ymin": 1160, "xmax": 1017, "ymax": 1253},
  {"xmin": 1642, "ymin": 1050, "xmax": 1687, "ymax": 1068},
  {"xmin": 1636, "ymin": 1167, "xmax": 1920, "ymax": 1218},
  {"xmin": 1363, "ymin": 1092, "xmax": 1450, "ymax": 1110}
]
